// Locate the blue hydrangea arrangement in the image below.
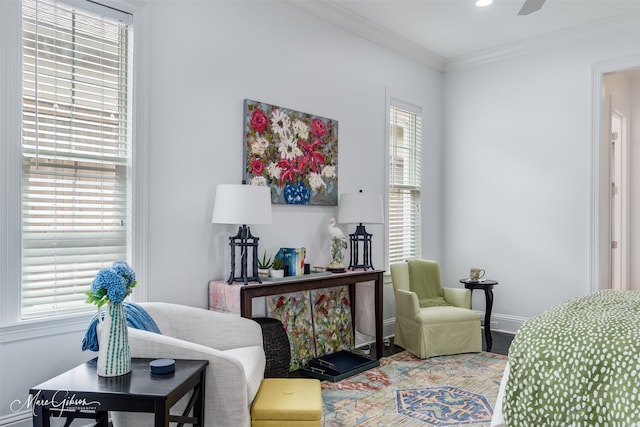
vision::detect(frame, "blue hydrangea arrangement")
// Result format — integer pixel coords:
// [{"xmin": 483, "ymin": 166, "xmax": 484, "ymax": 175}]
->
[{"xmin": 86, "ymin": 260, "xmax": 138, "ymax": 307}]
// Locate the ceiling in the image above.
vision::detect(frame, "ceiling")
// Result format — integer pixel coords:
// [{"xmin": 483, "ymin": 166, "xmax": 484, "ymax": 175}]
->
[{"xmin": 290, "ymin": 0, "xmax": 640, "ymax": 68}]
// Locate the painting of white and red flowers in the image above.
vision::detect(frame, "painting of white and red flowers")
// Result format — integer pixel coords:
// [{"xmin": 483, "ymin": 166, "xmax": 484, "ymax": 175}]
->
[{"xmin": 243, "ymin": 99, "xmax": 338, "ymax": 206}]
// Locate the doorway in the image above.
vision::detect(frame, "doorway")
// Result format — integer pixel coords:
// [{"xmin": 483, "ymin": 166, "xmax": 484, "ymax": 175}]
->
[
  {"xmin": 609, "ymin": 108, "xmax": 628, "ymax": 290},
  {"xmin": 593, "ymin": 65, "xmax": 640, "ymax": 292}
]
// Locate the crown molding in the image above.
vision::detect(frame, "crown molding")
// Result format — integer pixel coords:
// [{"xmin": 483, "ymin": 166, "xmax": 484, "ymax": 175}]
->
[
  {"xmin": 285, "ymin": 0, "xmax": 445, "ymax": 71},
  {"xmin": 286, "ymin": 1, "xmax": 640, "ymax": 73},
  {"xmin": 445, "ymin": 9, "xmax": 640, "ymax": 71}
]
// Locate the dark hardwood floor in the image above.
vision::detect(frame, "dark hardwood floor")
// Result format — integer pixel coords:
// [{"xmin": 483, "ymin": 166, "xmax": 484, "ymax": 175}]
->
[{"xmin": 484, "ymin": 330, "xmax": 514, "ymax": 356}]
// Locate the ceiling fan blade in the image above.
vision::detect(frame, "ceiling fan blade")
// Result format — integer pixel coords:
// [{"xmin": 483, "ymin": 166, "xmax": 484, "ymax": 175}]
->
[{"xmin": 518, "ymin": 0, "xmax": 546, "ymax": 15}]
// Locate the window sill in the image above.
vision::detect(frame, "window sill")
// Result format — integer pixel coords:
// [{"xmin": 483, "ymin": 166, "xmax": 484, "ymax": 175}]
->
[{"xmin": 0, "ymin": 311, "xmax": 94, "ymax": 344}]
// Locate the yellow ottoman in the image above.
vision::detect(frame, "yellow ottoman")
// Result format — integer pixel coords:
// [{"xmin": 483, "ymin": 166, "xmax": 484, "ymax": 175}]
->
[{"xmin": 251, "ymin": 378, "xmax": 322, "ymax": 427}]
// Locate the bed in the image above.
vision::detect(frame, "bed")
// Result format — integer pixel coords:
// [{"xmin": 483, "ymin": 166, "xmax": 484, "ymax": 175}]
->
[{"xmin": 491, "ymin": 289, "xmax": 640, "ymax": 427}]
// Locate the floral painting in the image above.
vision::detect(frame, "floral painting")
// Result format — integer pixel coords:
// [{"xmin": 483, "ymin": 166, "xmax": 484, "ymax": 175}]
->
[{"xmin": 243, "ymin": 99, "xmax": 338, "ymax": 205}]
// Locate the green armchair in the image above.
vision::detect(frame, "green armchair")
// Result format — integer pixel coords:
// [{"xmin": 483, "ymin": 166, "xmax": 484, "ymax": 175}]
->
[{"xmin": 390, "ymin": 259, "xmax": 482, "ymax": 358}]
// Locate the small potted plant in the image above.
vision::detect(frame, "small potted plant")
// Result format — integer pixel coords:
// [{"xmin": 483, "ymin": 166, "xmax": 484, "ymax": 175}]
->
[
  {"xmin": 270, "ymin": 256, "xmax": 285, "ymax": 278},
  {"xmin": 257, "ymin": 251, "xmax": 272, "ymax": 279}
]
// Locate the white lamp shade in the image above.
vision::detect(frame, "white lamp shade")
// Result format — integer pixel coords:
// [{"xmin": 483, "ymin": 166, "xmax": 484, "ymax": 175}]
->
[
  {"xmin": 212, "ymin": 184, "xmax": 272, "ymax": 225},
  {"xmin": 338, "ymin": 192, "xmax": 384, "ymax": 224}
]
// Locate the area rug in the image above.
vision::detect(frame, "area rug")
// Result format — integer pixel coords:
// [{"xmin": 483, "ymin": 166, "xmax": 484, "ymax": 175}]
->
[{"xmin": 321, "ymin": 351, "xmax": 507, "ymax": 427}]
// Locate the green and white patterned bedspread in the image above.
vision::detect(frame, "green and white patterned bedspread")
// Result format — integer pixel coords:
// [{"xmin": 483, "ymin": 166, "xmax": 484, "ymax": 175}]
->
[{"xmin": 504, "ymin": 290, "xmax": 640, "ymax": 427}]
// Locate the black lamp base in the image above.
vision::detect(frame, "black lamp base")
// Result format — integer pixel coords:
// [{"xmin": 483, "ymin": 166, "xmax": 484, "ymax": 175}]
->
[
  {"xmin": 227, "ymin": 225, "xmax": 261, "ymax": 285},
  {"xmin": 347, "ymin": 223, "xmax": 374, "ymax": 271}
]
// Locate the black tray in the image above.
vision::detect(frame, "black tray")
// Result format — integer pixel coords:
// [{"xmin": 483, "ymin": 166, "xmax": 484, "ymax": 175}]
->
[{"xmin": 302, "ymin": 350, "xmax": 380, "ymax": 382}]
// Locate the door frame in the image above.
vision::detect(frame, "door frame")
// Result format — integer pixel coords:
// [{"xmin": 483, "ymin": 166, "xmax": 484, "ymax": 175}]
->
[
  {"xmin": 590, "ymin": 55, "xmax": 640, "ymax": 294},
  {"xmin": 609, "ymin": 107, "xmax": 629, "ymax": 290}
]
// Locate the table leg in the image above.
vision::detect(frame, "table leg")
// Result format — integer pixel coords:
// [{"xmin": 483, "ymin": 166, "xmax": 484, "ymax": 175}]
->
[
  {"xmin": 241, "ymin": 293, "xmax": 251, "ymax": 318},
  {"xmin": 196, "ymin": 371, "xmax": 206, "ymax": 426},
  {"xmin": 374, "ymin": 273, "xmax": 383, "ymax": 360},
  {"xmin": 96, "ymin": 411, "xmax": 109, "ymax": 427},
  {"xmin": 155, "ymin": 403, "xmax": 169, "ymax": 427},
  {"xmin": 483, "ymin": 288, "xmax": 494, "ymax": 352},
  {"xmin": 32, "ymin": 405, "xmax": 47, "ymax": 427},
  {"xmin": 348, "ymin": 283, "xmax": 357, "ymax": 347}
]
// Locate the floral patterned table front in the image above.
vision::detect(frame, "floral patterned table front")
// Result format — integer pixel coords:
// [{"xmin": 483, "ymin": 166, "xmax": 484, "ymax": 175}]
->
[
  {"xmin": 209, "ymin": 280, "xmax": 353, "ymax": 371},
  {"xmin": 268, "ymin": 287, "xmax": 353, "ymax": 370}
]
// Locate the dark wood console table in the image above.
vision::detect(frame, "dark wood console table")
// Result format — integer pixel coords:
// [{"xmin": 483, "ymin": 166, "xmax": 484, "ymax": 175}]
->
[
  {"xmin": 29, "ymin": 358, "xmax": 208, "ymax": 427},
  {"xmin": 240, "ymin": 269, "xmax": 385, "ymax": 359}
]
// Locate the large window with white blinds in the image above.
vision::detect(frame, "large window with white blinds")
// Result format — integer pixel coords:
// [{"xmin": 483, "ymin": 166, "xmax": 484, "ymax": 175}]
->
[
  {"xmin": 21, "ymin": 0, "xmax": 133, "ymax": 318},
  {"xmin": 388, "ymin": 102, "xmax": 422, "ymax": 266}
]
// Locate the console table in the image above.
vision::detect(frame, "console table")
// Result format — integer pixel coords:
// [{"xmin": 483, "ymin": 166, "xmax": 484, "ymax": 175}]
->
[
  {"xmin": 210, "ymin": 270, "xmax": 385, "ymax": 360},
  {"xmin": 29, "ymin": 358, "xmax": 208, "ymax": 427}
]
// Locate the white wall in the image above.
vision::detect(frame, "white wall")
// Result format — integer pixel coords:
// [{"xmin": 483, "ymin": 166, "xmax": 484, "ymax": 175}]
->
[
  {"xmin": 2, "ymin": 0, "xmax": 640, "ymax": 424},
  {"xmin": 143, "ymin": 0, "xmax": 444, "ymax": 349},
  {"xmin": 442, "ymin": 27, "xmax": 640, "ymax": 328},
  {"xmin": 0, "ymin": 2, "xmax": 441, "ymax": 425},
  {"xmin": 143, "ymin": 0, "xmax": 442, "ymax": 310}
]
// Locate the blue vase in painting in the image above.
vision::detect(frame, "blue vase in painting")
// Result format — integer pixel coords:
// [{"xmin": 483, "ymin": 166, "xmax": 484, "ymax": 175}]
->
[{"xmin": 283, "ymin": 181, "xmax": 311, "ymax": 204}]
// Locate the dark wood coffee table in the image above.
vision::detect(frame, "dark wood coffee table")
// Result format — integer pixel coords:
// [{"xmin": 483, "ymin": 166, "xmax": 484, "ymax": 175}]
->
[{"xmin": 29, "ymin": 357, "xmax": 208, "ymax": 427}]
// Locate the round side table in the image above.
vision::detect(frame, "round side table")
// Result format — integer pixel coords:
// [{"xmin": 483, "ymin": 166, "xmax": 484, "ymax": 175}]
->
[{"xmin": 460, "ymin": 279, "xmax": 498, "ymax": 352}]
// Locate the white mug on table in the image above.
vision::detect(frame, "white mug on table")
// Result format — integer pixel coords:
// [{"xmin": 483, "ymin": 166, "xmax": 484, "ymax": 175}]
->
[{"xmin": 470, "ymin": 268, "xmax": 485, "ymax": 281}]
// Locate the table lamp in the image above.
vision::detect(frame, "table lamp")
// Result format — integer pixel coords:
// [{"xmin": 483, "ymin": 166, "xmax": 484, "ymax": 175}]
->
[
  {"xmin": 338, "ymin": 190, "xmax": 384, "ymax": 271},
  {"xmin": 212, "ymin": 184, "xmax": 272, "ymax": 284}
]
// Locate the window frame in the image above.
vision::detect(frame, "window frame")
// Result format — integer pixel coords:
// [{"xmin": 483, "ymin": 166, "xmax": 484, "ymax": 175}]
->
[
  {"xmin": 0, "ymin": 0, "xmax": 148, "ymax": 337},
  {"xmin": 21, "ymin": 0, "xmax": 133, "ymax": 318},
  {"xmin": 386, "ymin": 96, "xmax": 423, "ymax": 271}
]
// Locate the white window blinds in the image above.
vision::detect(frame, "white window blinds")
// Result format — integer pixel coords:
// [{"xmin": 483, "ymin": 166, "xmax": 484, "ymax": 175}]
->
[
  {"xmin": 388, "ymin": 103, "xmax": 422, "ymax": 265},
  {"xmin": 21, "ymin": 0, "xmax": 132, "ymax": 318}
]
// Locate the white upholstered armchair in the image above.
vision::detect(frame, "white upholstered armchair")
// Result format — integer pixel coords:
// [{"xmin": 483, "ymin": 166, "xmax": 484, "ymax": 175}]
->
[{"xmin": 108, "ymin": 302, "xmax": 265, "ymax": 427}]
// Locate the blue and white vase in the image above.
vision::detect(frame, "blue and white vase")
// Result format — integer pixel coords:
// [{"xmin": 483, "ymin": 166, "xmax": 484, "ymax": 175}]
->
[
  {"xmin": 97, "ymin": 302, "xmax": 131, "ymax": 377},
  {"xmin": 283, "ymin": 181, "xmax": 311, "ymax": 204}
]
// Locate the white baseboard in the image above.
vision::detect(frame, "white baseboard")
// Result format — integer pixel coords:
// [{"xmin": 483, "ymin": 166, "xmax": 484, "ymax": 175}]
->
[
  {"xmin": 0, "ymin": 410, "xmax": 30, "ymax": 427},
  {"xmin": 481, "ymin": 312, "xmax": 527, "ymax": 335}
]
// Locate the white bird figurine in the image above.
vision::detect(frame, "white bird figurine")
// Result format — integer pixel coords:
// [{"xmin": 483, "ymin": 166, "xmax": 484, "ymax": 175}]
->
[{"xmin": 327, "ymin": 217, "xmax": 345, "ymax": 240}]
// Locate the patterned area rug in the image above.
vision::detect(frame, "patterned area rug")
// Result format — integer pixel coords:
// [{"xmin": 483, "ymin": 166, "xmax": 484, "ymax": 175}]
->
[{"xmin": 321, "ymin": 351, "xmax": 507, "ymax": 426}]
